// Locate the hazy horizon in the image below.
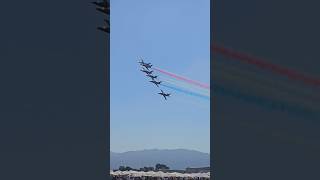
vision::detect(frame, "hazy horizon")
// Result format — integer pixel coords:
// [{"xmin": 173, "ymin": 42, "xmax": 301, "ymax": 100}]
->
[{"xmin": 110, "ymin": 148, "xmax": 210, "ymax": 154}]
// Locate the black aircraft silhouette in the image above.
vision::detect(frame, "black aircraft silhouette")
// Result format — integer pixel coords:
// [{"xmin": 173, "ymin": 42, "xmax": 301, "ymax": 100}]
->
[
  {"xmin": 92, "ymin": 0, "xmax": 109, "ymax": 14},
  {"xmin": 138, "ymin": 57, "xmax": 147, "ymax": 65},
  {"xmin": 97, "ymin": 26, "xmax": 109, "ymax": 33},
  {"xmin": 138, "ymin": 58, "xmax": 152, "ymax": 70},
  {"xmin": 158, "ymin": 90, "xmax": 170, "ymax": 100},
  {"xmin": 140, "ymin": 69, "xmax": 153, "ymax": 75},
  {"xmin": 150, "ymin": 80, "xmax": 161, "ymax": 87},
  {"xmin": 96, "ymin": 6, "xmax": 110, "ymax": 14},
  {"xmin": 142, "ymin": 63, "xmax": 152, "ymax": 70},
  {"xmin": 146, "ymin": 74, "xmax": 157, "ymax": 80},
  {"xmin": 91, "ymin": 0, "xmax": 109, "ymax": 8}
]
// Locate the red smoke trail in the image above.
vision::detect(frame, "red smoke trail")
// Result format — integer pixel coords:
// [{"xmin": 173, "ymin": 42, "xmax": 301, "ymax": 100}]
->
[
  {"xmin": 212, "ymin": 44, "xmax": 320, "ymax": 87},
  {"xmin": 153, "ymin": 67, "xmax": 210, "ymax": 90}
]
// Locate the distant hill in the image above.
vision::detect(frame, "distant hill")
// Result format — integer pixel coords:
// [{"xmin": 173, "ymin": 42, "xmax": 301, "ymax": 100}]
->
[{"xmin": 110, "ymin": 149, "xmax": 210, "ymax": 170}]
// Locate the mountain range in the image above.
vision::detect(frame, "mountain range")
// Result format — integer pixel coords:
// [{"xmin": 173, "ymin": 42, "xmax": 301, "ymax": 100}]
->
[{"xmin": 110, "ymin": 149, "xmax": 210, "ymax": 170}]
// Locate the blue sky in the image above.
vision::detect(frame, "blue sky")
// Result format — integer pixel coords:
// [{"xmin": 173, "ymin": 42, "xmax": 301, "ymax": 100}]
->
[{"xmin": 110, "ymin": 0, "xmax": 210, "ymax": 153}]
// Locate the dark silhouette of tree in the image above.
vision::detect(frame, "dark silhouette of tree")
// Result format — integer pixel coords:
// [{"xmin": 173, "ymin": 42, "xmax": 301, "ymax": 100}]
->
[
  {"xmin": 118, "ymin": 166, "xmax": 133, "ymax": 171},
  {"xmin": 118, "ymin": 166, "xmax": 126, "ymax": 171},
  {"xmin": 155, "ymin": 163, "xmax": 170, "ymax": 170},
  {"xmin": 140, "ymin": 166, "xmax": 154, "ymax": 172}
]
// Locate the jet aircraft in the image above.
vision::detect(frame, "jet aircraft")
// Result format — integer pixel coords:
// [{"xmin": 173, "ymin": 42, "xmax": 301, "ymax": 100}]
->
[
  {"xmin": 97, "ymin": 26, "xmax": 109, "ymax": 33},
  {"xmin": 146, "ymin": 74, "xmax": 158, "ymax": 81},
  {"xmin": 138, "ymin": 58, "xmax": 152, "ymax": 70},
  {"xmin": 158, "ymin": 90, "xmax": 170, "ymax": 100},
  {"xmin": 91, "ymin": 0, "xmax": 109, "ymax": 7},
  {"xmin": 150, "ymin": 80, "xmax": 161, "ymax": 87},
  {"xmin": 140, "ymin": 69, "xmax": 153, "ymax": 75},
  {"xmin": 96, "ymin": 6, "xmax": 110, "ymax": 14},
  {"xmin": 142, "ymin": 63, "xmax": 152, "ymax": 70},
  {"xmin": 138, "ymin": 57, "xmax": 147, "ymax": 65},
  {"xmin": 92, "ymin": 0, "xmax": 109, "ymax": 14}
]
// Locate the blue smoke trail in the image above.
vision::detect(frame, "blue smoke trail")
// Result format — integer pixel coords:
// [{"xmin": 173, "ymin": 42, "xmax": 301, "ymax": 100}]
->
[
  {"xmin": 150, "ymin": 66, "xmax": 318, "ymax": 118},
  {"xmin": 161, "ymin": 78, "xmax": 315, "ymax": 118},
  {"xmin": 213, "ymin": 83, "xmax": 319, "ymax": 120},
  {"xmin": 160, "ymin": 83, "xmax": 210, "ymax": 101},
  {"xmin": 162, "ymin": 80, "xmax": 210, "ymax": 97}
]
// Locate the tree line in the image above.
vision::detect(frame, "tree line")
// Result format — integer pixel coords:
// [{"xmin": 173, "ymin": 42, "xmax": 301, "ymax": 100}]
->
[{"xmin": 117, "ymin": 163, "xmax": 170, "ymax": 172}]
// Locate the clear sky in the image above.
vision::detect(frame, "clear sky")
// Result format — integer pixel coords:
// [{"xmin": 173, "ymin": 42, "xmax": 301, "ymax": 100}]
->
[{"xmin": 110, "ymin": 0, "xmax": 210, "ymax": 153}]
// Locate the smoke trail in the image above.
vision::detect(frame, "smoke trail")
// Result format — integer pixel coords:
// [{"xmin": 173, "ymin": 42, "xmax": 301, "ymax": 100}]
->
[
  {"xmin": 160, "ymin": 83, "xmax": 210, "ymax": 100},
  {"xmin": 213, "ymin": 83, "xmax": 318, "ymax": 119},
  {"xmin": 212, "ymin": 44, "xmax": 320, "ymax": 87},
  {"xmin": 161, "ymin": 80, "xmax": 316, "ymax": 118},
  {"xmin": 145, "ymin": 65, "xmax": 317, "ymax": 117},
  {"xmin": 215, "ymin": 60, "xmax": 320, "ymax": 102},
  {"xmin": 160, "ymin": 76, "xmax": 210, "ymax": 96},
  {"xmin": 214, "ymin": 65, "xmax": 320, "ymax": 112},
  {"xmin": 162, "ymin": 80, "xmax": 210, "ymax": 97},
  {"xmin": 153, "ymin": 67, "xmax": 210, "ymax": 90}
]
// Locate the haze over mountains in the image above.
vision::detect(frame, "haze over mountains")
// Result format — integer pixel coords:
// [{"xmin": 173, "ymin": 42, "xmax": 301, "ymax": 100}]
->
[{"xmin": 110, "ymin": 149, "xmax": 210, "ymax": 170}]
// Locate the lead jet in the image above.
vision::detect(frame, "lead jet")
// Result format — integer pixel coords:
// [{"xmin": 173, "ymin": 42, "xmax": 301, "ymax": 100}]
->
[
  {"xmin": 92, "ymin": 0, "xmax": 110, "ymax": 14},
  {"xmin": 138, "ymin": 57, "xmax": 147, "ymax": 65},
  {"xmin": 138, "ymin": 58, "xmax": 152, "ymax": 70},
  {"xmin": 140, "ymin": 69, "xmax": 153, "ymax": 75},
  {"xmin": 158, "ymin": 90, "xmax": 170, "ymax": 100},
  {"xmin": 150, "ymin": 80, "xmax": 161, "ymax": 87},
  {"xmin": 146, "ymin": 74, "xmax": 157, "ymax": 81},
  {"xmin": 91, "ymin": 0, "xmax": 109, "ymax": 7},
  {"xmin": 142, "ymin": 63, "xmax": 152, "ymax": 70}
]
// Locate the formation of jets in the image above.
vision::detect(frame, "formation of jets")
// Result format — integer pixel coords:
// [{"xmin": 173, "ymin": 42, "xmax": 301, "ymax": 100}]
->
[
  {"xmin": 92, "ymin": 0, "xmax": 110, "ymax": 34},
  {"xmin": 138, "ymin": 57, "xmax": 170, "ymax": 100}
]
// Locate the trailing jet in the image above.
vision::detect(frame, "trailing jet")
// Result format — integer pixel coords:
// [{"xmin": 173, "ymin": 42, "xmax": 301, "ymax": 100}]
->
[
  {"xmin": 150, "ymin": 80, "xmax": 161, "ymax": 87},
  {"xmin": 158, "ymin": 90, "xmax": 170, "ymax": 100},
  {"xmin": 146, "ymin": 74, "xmax": 157, "ymax": 80},
  {"xmin": 96, "ymin": 6, "xmax": 110, "ymax": 14},
  {"xmin": 140, "ymin": 69, "xmax": 153, "ymax": 75},
  {"xmin": 97, "ymin": 26, "xmax": 109, "ymax": 33},
  {"xmin": 97, "ymin": 18, "xmax": 110, "ymax": 33}
]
